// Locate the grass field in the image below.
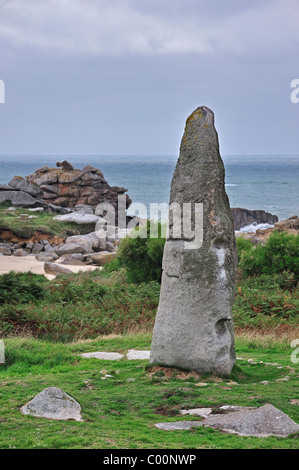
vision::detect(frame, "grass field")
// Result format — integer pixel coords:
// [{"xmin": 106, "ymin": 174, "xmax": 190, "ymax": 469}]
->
[{"xmin": 0, "ymin": 332, "xmax": 298, "ymax": 449}]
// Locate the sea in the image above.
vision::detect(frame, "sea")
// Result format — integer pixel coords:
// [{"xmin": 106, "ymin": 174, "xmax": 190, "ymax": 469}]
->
[{"xmin": 0, "ymin": 154, "xmax": 298, "ymax": 231}]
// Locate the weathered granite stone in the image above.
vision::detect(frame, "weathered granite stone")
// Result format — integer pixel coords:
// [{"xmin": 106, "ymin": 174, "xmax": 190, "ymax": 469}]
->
[
  {"xmin": 83, "ymin": 251, "xmax": 117, "ymax": 266},
  {"xmin": 80, "ymin": 352, "xmax": 124, "ymax": 360},
  {"xmin": 20, "ymin": 387, "xmax": 82, "ymax": 421},
  {"xmin": 126, "ymin": 349, "xmax": 151, "ymax": 360},
  {"xmin": 8, "ymin": 176, "xmax": 42, "ymax": 197},
  {"xmin": 54, "ymin": 241, "xmax": 92, "ymax": 256},
  {"xmin": 44, "ymin": 262, "xmax": 72, "ymax": 276},
  {"xmin": 150, "ymin": 106, "xmax": 238, "ymax": 375},
  {"xmin": 155, "ymin": 421, "xmax": 203, "ymax": 431},
  {"xmin": 202, "ymin": 404, "xmax": 299, "ymax": 437}
]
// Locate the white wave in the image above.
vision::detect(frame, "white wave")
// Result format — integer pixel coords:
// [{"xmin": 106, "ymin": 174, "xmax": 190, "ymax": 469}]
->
[
  {"xmin": 225, "ymin": 183, "xmax": 237, "ymax": 186},
  {"xmin": 239, "ymin": 222, "xmax": 274, "ymax": 233}
]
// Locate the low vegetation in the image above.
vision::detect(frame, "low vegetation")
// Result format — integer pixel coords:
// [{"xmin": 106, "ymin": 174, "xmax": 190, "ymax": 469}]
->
[{"xmin": 0, "ymin": 202, "xmax": 94, "ymax": 239}]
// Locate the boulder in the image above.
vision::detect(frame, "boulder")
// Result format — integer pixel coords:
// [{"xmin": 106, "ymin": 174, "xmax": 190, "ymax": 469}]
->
[
  {"xmin": 60, "ymin": 258, "xmax": 87, "ymax": 266},
  {"xmin": 150, "ymin": 106, "xmax": 238, "ymax": 375},
  {"xmin": 84, "ymin": 251, "xmax": 117, "ymax": 266},
  {"xmin": 0, "ymin": 190, "xmax": 47, "ymax": 208},
  {"xmin": 54, "ymin": 241, "xmax": 92, "ymax": 256},
  {"xmin": 59, "ymin": 253, "xmax": 84, "ymax": 262},
  {"xmin": 8, "ymin": 176, "xmax": 42, "ymax": 197},
  {"xmin": 65, "ymin": 232, "xmax": 106, "ymax": 251},
  {"xmin": 56, "ymin": 160, "xmax": 74, "ymax": 171},
  {"xmin": 44, "ymin": 262, "xmax": 73, "ymax": 276},
  {"xmin": 36, "ymin": 253, "xmax": 58, "ymax": 262},
  {"xmin": 20, "ymin": 387, "xmax": 82, "ymax": 421},
  {"xmin": 0, "ymin": 245, "xmax": 11, "ymax": 255},
  {"xmin": 13, "ymin": 249, "xmax": 29, "ymax": 257},
  {"xmin": 202, "ymin": 404, "xmax": 299, "ymax": 437},
  {"xmin": 53, "ymin": 212, "xmax": 103, "ymax": 225}
]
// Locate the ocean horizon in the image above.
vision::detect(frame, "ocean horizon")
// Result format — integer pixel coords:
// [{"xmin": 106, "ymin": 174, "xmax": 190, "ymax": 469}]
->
[{"xmin": 0, "ymin": 154, "xmax": 298, "ymax": 224}]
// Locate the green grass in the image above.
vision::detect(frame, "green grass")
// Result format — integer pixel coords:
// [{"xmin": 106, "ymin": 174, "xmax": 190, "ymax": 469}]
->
[
  {"xmin": 0, "ymin": 202, "xmax": 95, "ymax": 239},
  {"xmin": 0, "ymin": 332, "xmax": 298, "ymax": 449}
]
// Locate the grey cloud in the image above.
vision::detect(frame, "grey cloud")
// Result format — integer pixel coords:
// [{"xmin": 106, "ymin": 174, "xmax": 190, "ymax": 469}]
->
[{"xmin": 0, "ymin": 0, "xmax": 298, "ymax": 56}]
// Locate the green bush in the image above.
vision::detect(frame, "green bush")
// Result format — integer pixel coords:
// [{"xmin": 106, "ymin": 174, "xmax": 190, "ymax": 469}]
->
[
  {"xmin": 239, "ymin": 231, "xmax": 299, "ymax": 279},
  {"xmin": 0, "ymin": 271, "xmax": 47, "ymax": 304},
  {"xmin": 236, "ymin": 236, "xmax": 253, "ymax": 256},
  {"xmin": 117, "ymin": 220, "xmax": 166, "ymax": 283}
]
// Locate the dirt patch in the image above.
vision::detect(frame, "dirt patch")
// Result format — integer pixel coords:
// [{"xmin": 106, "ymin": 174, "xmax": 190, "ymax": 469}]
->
[{"xmin": 148, "ymin": 365, "xmax": 201, "ymax": 380}]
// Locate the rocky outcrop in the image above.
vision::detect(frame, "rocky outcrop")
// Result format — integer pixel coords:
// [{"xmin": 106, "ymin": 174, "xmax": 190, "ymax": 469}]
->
[
  {"xmin": 231, "ymin": 208, "xmax": 278, "ymax": 230},
  {"xmin": 237, "ymin": 215, "xmax": 299, "ymax": 243},
  {"xmin": 150, "ymin": 106, "xmax": 238, "ymax": 375},
  {"xmin": 25, "ymin": 163, "xmax": 132, "ymax": 216}
]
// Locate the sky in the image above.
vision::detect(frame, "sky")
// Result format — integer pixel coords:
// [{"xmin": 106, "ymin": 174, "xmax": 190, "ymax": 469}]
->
[{"xmin": 0, "ymin": 0, "xmax": 298, "ymax": 156}]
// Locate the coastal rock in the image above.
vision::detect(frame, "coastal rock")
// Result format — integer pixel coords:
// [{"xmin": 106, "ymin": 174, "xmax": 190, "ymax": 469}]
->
[
  {"xmin": 54, "ymin": 241, "xmax": 92, "ymax": 256},
  {"xmin": 150, "ymin": 106, "xmax": 238, "ymax": 375},
  {"xmin": 56, "ymin": 160, "xmax": 74, "ymax": 171},
  {"xmin": 65, "ymin": 232, "xmax": 107, "ymax": 251},
  {"xmin": 25, "ymin": 163, "xmax": 132, "ymax": 218},
  {"xmin": 83, "ymin": 251, "xmax": 117, "ymax": 266},
  {"xmin": 0, "ymin": 190, "xmax": 47, "ymax": 208},
  {"xmin": 237, "ymin": 215, "xmax": 299, "ymax": 244},
  {"xmin": 8, "ymin": 176, "xmax": 42, "ymax": 197},
  {"xmin": 53, "ymin": 212, "xmax": 102, "ymax": 225},
  {"xmin": 44, "ymin": 262, "xmax": 73, "ymax": 276},
  {"xmin": 13, "ymin": 248, "xmax": 29, "ymax": 257},
  {"xmin": 0, "ymin": 244, "xmax": 11, "ymax": 255},
  {"xmin": 231, "ymin": 208, "xmax": 278, "ymax": 231},
  {"xmin": 20, "ymin": 387, "xmax": 82, "ymax": 421}
]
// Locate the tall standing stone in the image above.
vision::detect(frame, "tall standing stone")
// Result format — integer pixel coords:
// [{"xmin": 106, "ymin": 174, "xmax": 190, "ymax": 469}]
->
[{"xmin": 150, "ymin": 106, "xmax": 238, "ymax": 375}]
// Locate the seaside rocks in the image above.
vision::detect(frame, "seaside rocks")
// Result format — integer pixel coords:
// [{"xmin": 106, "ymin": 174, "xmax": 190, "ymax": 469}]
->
[
  {"xmin": 0, "ymin": 244, "xmax": 11, "ymax": 255},
  {"xmin": 150, "ymin": 106, "xmax": 238, "ymax": 375},
  {"xmin": 44, "ymin": 262, "xmax": 73, "ymax": 276},
  {"xmin": 20, "ymin": 387, "xmax": 82, "ymax": 421},
  {"xmin": 0, "ymin": 190, "xmax": 47, "ymax": 208},
  {"xmin": 231, "ymin": 208, "xmax": 278, "ymax": 231},
  {"xmin": 8, "ymin": 176, "xmax": 42, "ymax": 197},
  {"xmin": 56, "ymin": 160, "xmax": 74, "ymax": 171},
  {"xmin": 25, "ymin": 163, "xmax": 132, "ymax": 217}
]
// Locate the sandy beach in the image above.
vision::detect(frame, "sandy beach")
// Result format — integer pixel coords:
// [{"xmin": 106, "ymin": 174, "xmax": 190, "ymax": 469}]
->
[{"xmin": 0, "ymin": 255, "xmax": 98, "ymax": 280}]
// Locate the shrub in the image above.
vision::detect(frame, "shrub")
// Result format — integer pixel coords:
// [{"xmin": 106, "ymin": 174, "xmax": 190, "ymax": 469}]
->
[
  {"xmin": 239, "ymin": 231, "xmax": 299, "ymax": 279},
  {"xmin": 236, "ymin": 236, "xmax": 253, "ymax": 256},
  {"xmin": 0, "ymin": 271, "xmax": 47, "ymax": 304},
  {"xmin": 117, "ymin": 220, "xmax": 166, "ymax": 283}
]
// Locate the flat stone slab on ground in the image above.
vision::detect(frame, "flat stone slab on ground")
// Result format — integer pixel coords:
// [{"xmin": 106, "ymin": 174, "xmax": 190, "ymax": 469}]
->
[
  {"xmin": 80, "ymin": 352, "xmax": 124, "ymax": 360},
  {"xmin": 155, "ymin": 421, "xmax": 203, "ymax": 431},
  {"xmin": 202, "ymin": 404, "xmax": 299, "ymax": 437},
  {"xmin": 126, "ymin": 349, "xmax": 150, "ymax": 360},
  {"xmin": 20, "ymin": 387, "xmax": 82, "ymax": 421},
  {"xmin": 179, "ymin": 408, "xmax": 212, "ymax": 418}
]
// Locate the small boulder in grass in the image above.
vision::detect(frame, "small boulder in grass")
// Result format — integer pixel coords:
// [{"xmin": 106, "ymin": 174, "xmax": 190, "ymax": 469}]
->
[{"xmin": 20, "ymin": 387, "xmax": 82, "ymax": 421}]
